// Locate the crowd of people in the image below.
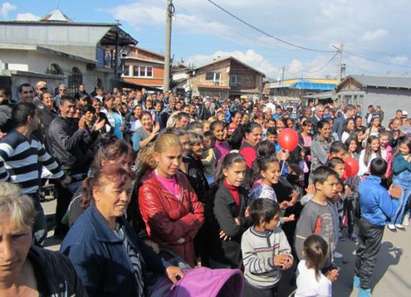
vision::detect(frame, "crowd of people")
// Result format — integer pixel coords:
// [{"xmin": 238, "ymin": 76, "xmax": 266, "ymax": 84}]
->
[{"xmin": 0, "ymin": 80, "xmax": 410, "ymax": 297}]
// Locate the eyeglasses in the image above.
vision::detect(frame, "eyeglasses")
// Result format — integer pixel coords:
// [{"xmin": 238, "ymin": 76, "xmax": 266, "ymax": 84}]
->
[{"xmin": 23, "ymin": 90, "xmax": 34, "ymax": 94}]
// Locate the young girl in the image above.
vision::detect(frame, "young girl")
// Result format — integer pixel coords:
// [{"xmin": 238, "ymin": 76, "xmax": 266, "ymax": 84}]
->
[
  {"xmin": 358, "ymin": 136, "xmax": 381, "ymax": 176},
  {"xmin": 345, "ymin": 136, "xmax": 359, "ymax": 159},
  {"xmin": 295, "ymin": 235, "xmax": 333, "ymax": 297},
  {"xmin": 380, "ymin": 131, "xmax": 393, "ymax": 179},
  {"xmin": 241, "ymin": 199, "xmax": 293, "ymax": 297},
  {"xmin": 248, "ymin": 156, "xmax": 294, "ymax": 221},
  {"xmin": 209, "ymin": 153, "xmax": 249, "ymax": 268},
  {"xmin": 211, "ymin": 120, "xmax": 231, "ymax": 161},
  {"xmin": 388, "ymin": 137, "xmax": 411, "ymax": 230}
]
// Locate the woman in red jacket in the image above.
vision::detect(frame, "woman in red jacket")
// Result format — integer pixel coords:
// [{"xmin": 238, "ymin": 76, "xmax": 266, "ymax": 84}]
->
[
  {"xmin": 138, "ymin": 133, "xmax": 205, "ymax": 266},
  {"xmin": 239, "ymin": 122, "xmax": 263, "ymax": 169}
]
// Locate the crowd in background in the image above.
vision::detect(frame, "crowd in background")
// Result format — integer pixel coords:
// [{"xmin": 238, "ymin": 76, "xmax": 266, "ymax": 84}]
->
[{"xmin": 0, "ymin": 80, "xmax": 410, "ymax": 297}]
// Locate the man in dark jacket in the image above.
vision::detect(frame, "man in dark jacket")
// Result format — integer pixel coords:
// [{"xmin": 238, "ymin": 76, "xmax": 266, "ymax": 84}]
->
[
  {"xmin": 47, "ymin": 95, "xmax": 94, "ymax": 238},
  {"xmin": 333, "ymin": 104, "xmax": 356, "ymax": 141}
]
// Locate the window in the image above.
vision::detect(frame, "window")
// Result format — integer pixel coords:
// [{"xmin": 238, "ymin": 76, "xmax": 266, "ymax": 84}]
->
[
  {"xmin": 68, "ymin": 67, "xmax": 83, "ymax": 96},
  {"xmin": 230, "ymin": 74, "xmax": 239, "ymax": 86},
  {"xmin": 123, "ymin": 64, "xmax": 130, "ymax": 76},
  {"xmin": 132, "ymin": 65, "xmax": 154, "ymax": 78},
  {"xmin": 205, "ymin": 72, "xmax": 221, "ymax": 82},
  {"xmin": 46, "ymin": 63, "xmax": 63, "ymax": 75}
]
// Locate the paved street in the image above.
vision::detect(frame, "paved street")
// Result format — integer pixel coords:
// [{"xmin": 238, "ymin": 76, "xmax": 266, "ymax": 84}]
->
[{"xmin": 42, "ymin": 198, "xmax": 410, "ymax": 297}]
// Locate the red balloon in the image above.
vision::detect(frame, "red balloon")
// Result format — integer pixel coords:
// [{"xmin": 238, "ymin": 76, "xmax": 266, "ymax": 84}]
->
[
  {"xmin": 278, "ymin": 128, "xmax": 299, "ymax": 152},
  {"xmin": 344, "ymin": 157, "xmax": 359, "ymax": 177}
]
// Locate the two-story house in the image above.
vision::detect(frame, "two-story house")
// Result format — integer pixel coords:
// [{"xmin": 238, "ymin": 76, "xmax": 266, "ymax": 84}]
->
[
  {"xmin": 121, "ymin": 46, "xmax": 164, "ymax": 89},
  {"xmin": 189, "ymin": 57, "xmax": 265, "ymax": 99}
]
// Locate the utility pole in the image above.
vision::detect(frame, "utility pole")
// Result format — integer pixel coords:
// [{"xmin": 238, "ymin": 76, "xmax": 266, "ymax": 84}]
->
[
  {"xmin": 333, "ymin": 43, "xmax": 344, "ymax": 82},
  {"xmin": 164, "ymin": 0, "xmax": 175, "ymax": 92}
]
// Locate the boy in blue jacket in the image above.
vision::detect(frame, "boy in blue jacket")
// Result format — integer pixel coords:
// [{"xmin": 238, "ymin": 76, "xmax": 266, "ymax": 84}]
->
[{"xmin": 354, "ymin": 158, "xmax": 401, "ymax": 297}]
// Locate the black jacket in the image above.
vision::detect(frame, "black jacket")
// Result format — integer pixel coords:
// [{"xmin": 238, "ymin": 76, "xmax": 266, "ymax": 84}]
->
[
  {"xmin": 183, "ymin": 154, "xmax": 210, "ymax": 203},
  {"xmin": 28, "ymin": 245, "xmax": 88, "ymax": 297},
  {"xmin": 47, "ymin": 117, "xmax": 92, "ymax": 173},
  {"xmin": 209, "ymin": 183, "xmax": 250, "ymax": 268}
]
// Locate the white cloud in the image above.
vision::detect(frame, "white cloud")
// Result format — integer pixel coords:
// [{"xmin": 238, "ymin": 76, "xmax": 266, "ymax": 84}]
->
[
  {"xmin": 16, "ymin": 12, "xmax": 40, "ymax": 21},
  {"xmin": 362, "ymin": 29, "xmax": 388, "ymax": 41},
  {"xmin": 0, "ymin": 2, "xmax": 16, "ymax": 18},
  {"xmin": 389, "ymin": 55, "xmax": 409, "ymax": 65},
  {"xmin": 187, "ymin": 49, "xmax": 279, "ymax": 78}
]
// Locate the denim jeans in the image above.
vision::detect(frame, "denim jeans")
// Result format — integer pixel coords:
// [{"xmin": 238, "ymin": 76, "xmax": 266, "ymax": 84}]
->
[{"xmin": 28, "ymin": 194, "xmax": 47, "ymax": 246}]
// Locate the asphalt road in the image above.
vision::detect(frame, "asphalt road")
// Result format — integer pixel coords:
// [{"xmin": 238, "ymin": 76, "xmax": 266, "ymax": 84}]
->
[{"xmin": 42, "ymin": 199, "xmax": 410, "ymax": 297}]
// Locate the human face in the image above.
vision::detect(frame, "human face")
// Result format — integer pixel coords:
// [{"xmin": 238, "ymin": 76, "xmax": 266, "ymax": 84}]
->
[
  {"xmin": 93, "ymin": 177, "xmax": 132, "ymax": 221},
  {"xmin": 202, "ymin": 122, "xmax": 211, "ymax": 133},
  {"xmin": 331, "ymin": 150, "xmax": 346, "ymax": 160},
  {"xmin": 396, "ymin": 111, "xmax": 403, "ymax": 119},
  {"xmin": 133, "ymin": 106, "xmax": 143, "ymax": 118},
  {"xmin": 267, "ymin": 134, "xmax": 277, "ymax": 143},
  {"xmin": 319, "ymin": 123, "xmax": 331, "ymax": 139},
  {"xmin": 245, "ymin": 127, "xmax": 262, "ymax": 147},
  {"xmin": 399, "ymin": 143, "xmax": 410, "ymax": 155},
  {"xmin": 191, "ymin": 141, "xmax": 203, "ymax": 158},
  {"xmin": 58, "ymin": 86, "xmax": 66, "ymax": 95},
  {"xmin": 316, "ymin": 175, "xmax": 339, "ymax": 199},
  {"xmin": 0, "ymin": 215, "xmax": 32, "ymax": 283},
  {"xmin": 155, "ymin": 102, "xmax": 162, "ymax": 112},
  {"xmin": 392, "ymin": 119, "xmax": 401, "ymax": 130},
  {"xmin": 92, "ymin": 100, "xmax": 102, "ymax": 114},
  {"xmin": 105, "ymin": 98, "xmax": 114, "ymax": 110},
  {"xmin": 217, "ymin": 112, "xmax": 225, "ymax": 122},
  {"xmin": 380, "ymin": 135, "xmax": 389, "ymax": 148},
  {"xmin": 261, "ymin": 161, "xmax": 281, "ymax": 186},
  {"xmin": 84, "ymin": 111, "xmax": 94, "ymax": 123},
  {"xmin": 263, "ymin": 214, "xmax": 281, "ymax": 231},
  {"xmin": 233, "ymin": 113, "xmax": 242, "ymax": 125},
  {"xmin": 276, "ymin": 121, "xmax": 285, "ymax": 135},
  {"xmin": 371, "ymin": 139, "xmax": 380, "ymax": 152},
  {"xmin": 213, "ymin": 124, "xmax": 225, "ymax": 141},
  {"xmin": 42, "ymin": 93, "xmax": 54, "ymax": 110},
  {"xmin": 179, "ymin": 134, "xmax": 191, "ymax": 154},
  {"xmin": 176, "ymin": 116, "xmax": 189, "ymax": 128},
  {"xmin": 303, "ymin": 123, "xmax": 313, "ymax": 134},
  {"xmin": 60, "ymin": 100, "xmax": 76, "ymax": 118},
  {"xmin": 315, "ymin": 106, "xmax": 324, "ymax": 118},
  {"xmin": 334, "ymin": 164, "xmax": 345, "ymax": 179},
  {"xmin": 155, "ymin": 145, "xmax": 182, "ymax": 177},
  {"xmin": 348, "ymin": 140, "xmax": 358, "ymax": 153},
  {"xmin": 0, "ymin": 90, "xmax": 7, "ymax": 104},
  {"xmin": 372, "ymin": 118, "xmax": 381, "ymax": 127},
  {"xmin": 20, "ymin": 86, "xmax": 34, "ymax": 102},
  {"xmin": 355, "ymin": 117, "xmax": 363, "ymax": 128},
  {"xmin": 223, "ymin": 161, "xmax": 247, "ymax": 187},
  {"xmin": 141, "ymin": 114, "xmax": 153, "ymax": 131},
  {"xmin": 346, "ymin": 119, "xmax": 355, "ymax": 131}
]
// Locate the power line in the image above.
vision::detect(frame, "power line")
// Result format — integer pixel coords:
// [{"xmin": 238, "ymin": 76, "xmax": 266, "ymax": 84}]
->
[
  {"xmin": 304, "ymin": 52, "xmax": 339, "ymax": 74},
  {"xmin": 206, "ymin": 0, "xmax": 335, "ymax": 54},
  {"xmin": 345, "ymin": 50, "xmax": 411, "ymax": 69}
]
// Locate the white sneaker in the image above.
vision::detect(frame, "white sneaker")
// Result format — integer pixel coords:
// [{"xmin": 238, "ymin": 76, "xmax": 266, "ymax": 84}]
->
[
  {"xmin": 387, "ymin": 224, "xmax": 396, "ymax": 231},
  {"xmin": 395, "ymin": 224, "xmax": 405, "ymax": 230},
  {"xmin": 334, "ymin": 251, "xmax": 343, "ymax": 259}
]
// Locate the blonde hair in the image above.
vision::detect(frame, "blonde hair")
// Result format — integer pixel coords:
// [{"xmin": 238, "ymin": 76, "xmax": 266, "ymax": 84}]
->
[
  {"xmin": 154, "ymin": 133, "xmax": 182, "ymax": 153},
  {"xmin": 0, "ymin": 182, "xmax": 36, "ymax": 229}
]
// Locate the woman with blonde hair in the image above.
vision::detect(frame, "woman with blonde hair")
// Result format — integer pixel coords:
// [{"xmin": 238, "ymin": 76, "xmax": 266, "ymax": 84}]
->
[
  {"xmin": 0, "ymin": 182, "xmax": 87, "ymax": 297},
  {"xmin": 138, "ymin": 133, "xmax": 205, "ymax": 266}
]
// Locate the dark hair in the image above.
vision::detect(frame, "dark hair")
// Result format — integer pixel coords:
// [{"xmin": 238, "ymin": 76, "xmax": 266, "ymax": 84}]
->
[
  {"xmin": 266, "ymin": 127, "xmax": 277, "ymax": 136},
  {"xmin": 330, "ymin": 141, "xmax": 347, "ymax": 155},
  {"xmin": 369, "ymin": 158, "xmax": 387, "ymax": 177},
  {"xmin": 210, "ymin": 120, "xmax": 225, "ymax": 132},
  {"xmin": 175, "ymin": 111, "xmax": 190, "ymax": 121},
  {"xmin": 395, "ymin": 136, "xmax": 411, "ymax": 156},
  {"xmin": 17, "ymin": 83, "xmax": 33, "ymax": 94},
  {"xmin": 249, "ymin": 199, "xmax": 280, "ymax": 226},
  {"xmin": 204, "ymin": 130, "xmax": 213, "ymax": 139},
  {"xmin": 327, "ymin": 157, "xmax": 344, "ymax": 170},
  {"xmin": 311, "ymin": 166, "xmax": 338, "ymax": 186},
  {"xmin": 363, "ymin": 136, "xmax": 381, "ymax": 166},
  {"xmin": 243, "ymin": 122, "xmax": 262, "ymax": 134},
  {"xmin": 345, "ymin": 136, "xmax": 360, "ymax": 153},
  {"xmin": 257, "ymin": 155, "xmax": 279, "ymax": 173},
  {"xmin": 81, "ymin": 105, "xmax": 96, "ymax": 115},
  {"xmin": 256, "ymin": 140, "xmax": 276, "ymax": 159},
  {"xmin": 215, "ymin": 152, "xmax": 246, "ymax": 184},
  {"xmin": 60, "ymin": 95, "xmax": 76, "ymax": 106},
  {"xmin": 303, "ymin": 234, "xmax": 329, "ymax": 281},
  {"xmin": 317, "ymin": 120, "xmax": 330, "ymax": 130},
  {"xmin": 12, "ymin": 102, "xmax": 36, "ymax": 127},
  {"xmin": 343, "ymin": 118, "xmax": 355, "ymax": 133}
]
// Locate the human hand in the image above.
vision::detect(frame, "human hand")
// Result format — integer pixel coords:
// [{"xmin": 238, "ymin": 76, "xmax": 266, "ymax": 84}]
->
[
  {"xmin": 78, "ymin": 116, "xmax": 87, "ymax": 129},
  {"xmin": 389, "ymin": 185, "xmax": 402, "ymax": 199},
  {"xmin": 273, "ymin": 254, "xmax": 291, "ymax": 269},
  {"xmin": 283, "ymin": 214, "xmax": 295, "ymax": 222},
  {"xmin": 0, "ymin": 131, "xmax": 7, "ymax": 139},
  {"xmin": 153, "ymin": 122, "xmax": 160, "ymax": 134},
  {"xmin": 325, "ymin": 268, "xmax": 339, "ymax": 282},
  {"xmin": 344, "ymin": 185, "xmax": 352, "ymax": 196},
  {"xmin": 281, "ymin": 254, "xmax": 294, "ymax": 270},
  {"xmin": 306, "ymin": 184, "xmax": 316, "ymax": 195},
  {"xmin": 93, "ymin": 119, "xmax": 106, "ymax": 131},
  {"xmin": 289, "ymin": 190, "xmax": 299, "ymax": 206},
  {"xmin": 219, "ymin": 230, "xmax": 231, "ymax": 241},
  {"xmin": 165, "ymin": 266, "xmax": 184, "ymax": 284},
  {"xmin": 279, "ymin": 201, "xmax": 290, "ymax": 209}
]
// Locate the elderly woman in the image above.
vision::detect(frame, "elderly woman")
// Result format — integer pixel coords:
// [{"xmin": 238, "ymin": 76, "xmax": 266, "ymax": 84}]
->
[
  {"xmin": 60, "ymin": 164, "xmax": 183, "ymax": 297},
  {"xmin": 0, "ymin": 182, "xmax": 86, "ymax": 297}
]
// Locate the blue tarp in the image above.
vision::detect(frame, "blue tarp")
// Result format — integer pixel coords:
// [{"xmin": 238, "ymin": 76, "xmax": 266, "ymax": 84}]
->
[{"xmin": 290, "ymin": 80, "xmax": 336, "ymax": 91}]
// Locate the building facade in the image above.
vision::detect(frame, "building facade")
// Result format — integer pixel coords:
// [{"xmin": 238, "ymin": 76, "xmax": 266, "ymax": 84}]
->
[
  {"xmin": 121, "ymin": 46, "xmax": 164, "ymax": 89},
  {"xmin": 336, "ymin": 75, "xmax": 411, "ymax": 124},
  {"xmin": 188, "ymin": 57, "xmax": 265, "ymax": 99},
  {"xmin": 0, "ymin": 9, "xmax": 137, "ymax": 99}
]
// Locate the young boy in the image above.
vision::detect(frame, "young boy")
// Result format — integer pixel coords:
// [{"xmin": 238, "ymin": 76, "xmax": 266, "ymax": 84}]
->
[
  {"xmin": 295, "ymin": 166, "xmax": 340, "ymax": 280},
  {"xmin": 354, "ymin": 158, "xmax": 400, "ymax": 297}
]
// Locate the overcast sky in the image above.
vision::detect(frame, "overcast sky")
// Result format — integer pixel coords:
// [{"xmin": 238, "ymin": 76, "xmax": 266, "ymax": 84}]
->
[{"xmin": 2, "ymin": 0, "xmax": 411, "ymax": 79}]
